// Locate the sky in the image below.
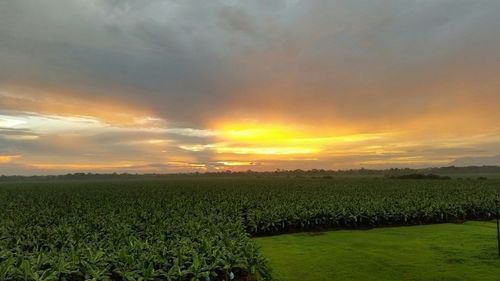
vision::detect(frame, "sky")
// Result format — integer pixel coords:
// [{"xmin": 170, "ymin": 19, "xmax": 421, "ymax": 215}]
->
[{"xmin": 1, "ymin": 0, "xmax": 500, "ymax": 175}]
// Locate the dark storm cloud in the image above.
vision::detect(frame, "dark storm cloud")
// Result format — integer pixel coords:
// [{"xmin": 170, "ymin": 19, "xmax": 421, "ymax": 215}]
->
[{"xmin": 1, "ymin": 0, "xmax": 499, "ymax": 126}]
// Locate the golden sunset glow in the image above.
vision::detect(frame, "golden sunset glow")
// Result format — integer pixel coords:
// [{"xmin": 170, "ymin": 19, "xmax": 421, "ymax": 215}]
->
[
  {"xmin": 209, "ymin": 122, "xmax": 389, "ymax": 157},
  {"xmin": 217, "ymin": 123, "xmax": 306, "ymax": 142},
  {"xmin": 215, "ymin": 146, "xmax": 319, "ymax": 155},
  {"xmin": 1, "ymin": 1, "xmax": 500, "ymax": 175},
  {"xmin": 216, "ymin": 161, "xmax": 255, "ymax": 166},
  {"xmin": 28, "ymin": 163, "xmax": 138, "ymax": 170},
  {"xmin": 0, "ymin": 155, "xmax": 21, "ymax": 164},
  {"xmin": 213, "ymin": 123, "xmax": 319, "ymax": 155}
]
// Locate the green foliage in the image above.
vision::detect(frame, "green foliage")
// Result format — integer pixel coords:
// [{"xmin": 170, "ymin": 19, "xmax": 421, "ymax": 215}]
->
[
  {"xmin": 256, "ymin": 221, "xmax": 500, "ymax": 281},
  {"xmin": 389, "ymin": 173, "xmax": 451, "ymax": 180},
  {"xmin": 0, "ymin": 179, "xmax": 272, "ymax": 281},
  {"xmin": 1, "ymin": 176, "xmax": 500, "ymax": 280},
  {"xmin": 241, "ymin": 178, "xmax": 500, "ymax": 235}
]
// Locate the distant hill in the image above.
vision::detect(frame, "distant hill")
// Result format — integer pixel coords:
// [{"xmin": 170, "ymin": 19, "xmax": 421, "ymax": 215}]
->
[
  {"xmin": 450, "ymin": 155, "xmax": 500, "ymax": 167},
  {"xmin": 2, "ymin": 166, "xmax": 500, "ymax": 182}
]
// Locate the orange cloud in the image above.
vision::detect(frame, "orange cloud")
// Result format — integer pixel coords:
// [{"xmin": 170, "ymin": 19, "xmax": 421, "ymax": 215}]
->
[
  {"xmin": 0, "ymin": 155, "xmax": 21, "ymax": 164},
  {"xmin": 0, "ymin": 89, "xmax": 161, "ymax": 128}
]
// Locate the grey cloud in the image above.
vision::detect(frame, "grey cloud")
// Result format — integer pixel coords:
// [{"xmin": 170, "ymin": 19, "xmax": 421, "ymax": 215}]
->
[
  {"xmin": 0, "ymin": 127, "xmax": 38, "ymax": 136},
  {"xmin": 1, "ymin": 0, "xmax": 499, "ymax": 126}
]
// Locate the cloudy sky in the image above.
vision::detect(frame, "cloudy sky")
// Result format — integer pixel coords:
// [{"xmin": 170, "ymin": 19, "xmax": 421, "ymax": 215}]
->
[{"xmin": 1, "ymin": 0, "xmax": 500, "ymax": 175}]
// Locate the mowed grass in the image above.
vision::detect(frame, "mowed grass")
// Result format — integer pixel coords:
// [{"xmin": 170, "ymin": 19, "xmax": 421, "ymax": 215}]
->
[{"xmin": 255, "ymin": 221, "xmax": 500, "ymax": 281}]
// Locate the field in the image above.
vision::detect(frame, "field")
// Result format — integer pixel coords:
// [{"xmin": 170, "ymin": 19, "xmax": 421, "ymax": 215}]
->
[
  {"xmin": 1, "ymin": 176, "xmax": 500, "ymax": 280},
  {"xmin": 256, "ymin": 221, "xmax": 500, "ymax": 281}
]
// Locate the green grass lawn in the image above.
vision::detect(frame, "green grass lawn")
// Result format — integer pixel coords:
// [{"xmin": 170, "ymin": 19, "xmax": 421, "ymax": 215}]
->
[{"xmin": 255, "ymin": 221, "xmax": 500, "ymax": 281}]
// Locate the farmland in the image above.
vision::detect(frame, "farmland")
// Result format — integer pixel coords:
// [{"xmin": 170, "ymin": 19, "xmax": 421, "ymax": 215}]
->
[{"xmin": 1, "ymin": 175, "xmax": 500, "ymax": 280}]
